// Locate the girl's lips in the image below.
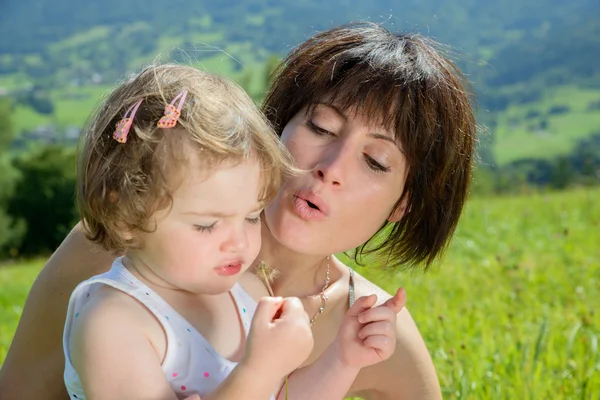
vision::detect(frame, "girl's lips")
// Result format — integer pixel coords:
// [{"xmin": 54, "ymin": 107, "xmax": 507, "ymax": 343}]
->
[
  {"xmin": 293, "ymin": 195, "xmax": 327, "ymax": 221},
  {"xmin": 214, "ymin": 263, "xmax": 242, "ymax": 276}
]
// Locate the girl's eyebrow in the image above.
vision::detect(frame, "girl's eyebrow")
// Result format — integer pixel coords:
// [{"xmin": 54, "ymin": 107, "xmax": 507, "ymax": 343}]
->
[{"xmin": 182, "ymin": 203, "xmax": 265, "ymax": 218}]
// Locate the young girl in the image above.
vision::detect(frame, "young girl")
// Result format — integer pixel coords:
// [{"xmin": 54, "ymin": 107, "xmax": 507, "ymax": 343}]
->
[{"xmin": 63, "ymin": 64, "xmax": 404, "ymax": 400}]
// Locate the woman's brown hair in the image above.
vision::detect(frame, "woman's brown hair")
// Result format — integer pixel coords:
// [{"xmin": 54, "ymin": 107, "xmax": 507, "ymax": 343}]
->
[{"xmin": 263, "ymin": 22, "xmax": 477, "ymax": 270}]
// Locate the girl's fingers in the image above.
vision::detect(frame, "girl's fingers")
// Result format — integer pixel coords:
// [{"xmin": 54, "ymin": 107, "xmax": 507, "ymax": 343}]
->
[
  {"xmin": 357, "ymin": 320, "xmax": 395, "ymax": 340},
  {"xmin": 346, "ymin": 294, "xmax": 378, "ymax": 318},
  {"xmin": 357, "ymin": 305, "xmax": 396, "ymax": 324},
  {"xmin": 363, "ymin": 334, "xmax": 395, "ymax": 350},
  {"xmin": 382, "ymin": 287, "xmax": 406, "ymax": 314}
]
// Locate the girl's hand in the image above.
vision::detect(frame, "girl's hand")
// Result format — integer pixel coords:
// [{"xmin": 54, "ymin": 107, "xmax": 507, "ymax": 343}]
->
[
  {"xmin": 242, "ymin": 297, "xmax": 314, "ymax": 381},
  {"xmin": 335, "ymin": 288, "xmax": 406, "ymax": 368}
]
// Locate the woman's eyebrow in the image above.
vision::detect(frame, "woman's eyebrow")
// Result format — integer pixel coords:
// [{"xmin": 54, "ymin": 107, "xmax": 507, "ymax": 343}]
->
[
  {"xmin": 370, "ymin": 133, "xmax": 405, "ymax": 154},
  {"xmin": 314, "ymin": 102, "xmax": 348, "ymax": 121},
  {"xmin": 314, "ymin": 103, "xmax": 403, "ymax": 152},
  {"xmin": 369, "ymin": 132, "xmax": 395, "ymax": 144}
]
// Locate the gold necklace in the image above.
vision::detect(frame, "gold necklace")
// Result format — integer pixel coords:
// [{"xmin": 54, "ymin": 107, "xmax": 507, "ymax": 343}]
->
[
  {"xmin": 309, "ymin": 255, "xmax": 331, "ymax": 326},
  {"xmin": 258, "ymin": 256, "xmax": 332, "ymax": 400},
  {"xmin": 257, "ymin": 255, "xmax": 331, "ymax": 326}
]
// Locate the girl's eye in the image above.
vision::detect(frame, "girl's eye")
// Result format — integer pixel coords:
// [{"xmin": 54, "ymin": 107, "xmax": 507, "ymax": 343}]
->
[
  {"xmin": 193, "ymin": 222, "xmax": 216, "ymax": 233},
  {"xmin": 365, "ymin": 154, "xmax": 391, "ymax": 173},
  {"xmin": 246, "ymin": 215, "xmax": 261, "ymax": 225},
  {"xmin": 307, "ymin": 120, "xmax": 334, "ymax": 136}
]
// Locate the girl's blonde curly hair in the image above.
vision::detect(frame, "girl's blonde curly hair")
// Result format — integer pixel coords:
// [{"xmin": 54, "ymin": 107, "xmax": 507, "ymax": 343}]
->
[{"xmin": 78, "ymin": 64, "xmax": 294, "ymax": 253}]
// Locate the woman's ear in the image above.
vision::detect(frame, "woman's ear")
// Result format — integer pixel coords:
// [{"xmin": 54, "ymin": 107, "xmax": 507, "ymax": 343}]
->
[{"xmin": 387, "ymin": 195, "xmax": 409, "ymax": 223}]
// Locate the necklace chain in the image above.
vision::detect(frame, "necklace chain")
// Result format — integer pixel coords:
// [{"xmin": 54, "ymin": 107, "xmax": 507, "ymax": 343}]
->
[{"xmin": 309, "ymin": 255, "xmax": 331, "ymax": 327}]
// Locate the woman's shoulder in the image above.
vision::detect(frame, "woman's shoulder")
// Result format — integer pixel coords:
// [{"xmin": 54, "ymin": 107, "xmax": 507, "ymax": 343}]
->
[{"xmin": 350, "ymin": 269, "xmax": 396, "ymax": 306}]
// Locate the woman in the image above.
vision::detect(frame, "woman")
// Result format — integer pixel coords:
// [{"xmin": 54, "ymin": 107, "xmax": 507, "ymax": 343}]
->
[{"xmin": 0, "ymin": 22, "xmax": 475, "ymax": 399}]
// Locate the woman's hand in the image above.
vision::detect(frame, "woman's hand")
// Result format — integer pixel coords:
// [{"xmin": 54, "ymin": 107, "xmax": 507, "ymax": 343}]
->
[{"xmin": 335, "ymin": 288, "xmax": 406, "ymax": 368}]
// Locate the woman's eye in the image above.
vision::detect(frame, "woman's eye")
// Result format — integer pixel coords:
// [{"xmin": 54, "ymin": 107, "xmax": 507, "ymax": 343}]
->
[
  {"xmin": 307, "ymin": 120, "xmax": 333, "ymax": 136},
  {"xmin": 365, "ymin": 154, "xmax": 390, "ymax": 173},
  {"xmin": 193, "ymin": 222, "xmax": 216, "ymax": 233}
]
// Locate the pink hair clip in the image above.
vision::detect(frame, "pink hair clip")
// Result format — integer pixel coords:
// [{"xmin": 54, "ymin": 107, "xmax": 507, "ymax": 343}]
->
[
  {"xmin": 113, "ymin": 98, "xmax": 143, "ymax": 143},
  {"xmin": 158, "ymin": 90, "xmax": 188, "ymax": 129}
]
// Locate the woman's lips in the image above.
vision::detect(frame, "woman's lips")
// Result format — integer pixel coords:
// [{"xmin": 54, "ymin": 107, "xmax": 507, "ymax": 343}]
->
[
  {"xmin": 294, "ymin": 189, "xmax": 330, "ymax": 215},
  {"xmin": 293, "ymin": 195, "xmax": 327, "ymax": 220}
]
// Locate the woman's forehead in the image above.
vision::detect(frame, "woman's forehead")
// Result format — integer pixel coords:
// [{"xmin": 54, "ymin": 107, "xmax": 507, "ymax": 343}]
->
[{"xmin": 308, "ymin": 101, "xmax": 397, "ymax": 134}]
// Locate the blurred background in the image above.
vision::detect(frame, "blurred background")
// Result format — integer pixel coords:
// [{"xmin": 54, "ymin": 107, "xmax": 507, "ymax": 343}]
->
[{"xmin": 0, "ymin": 1, "xmax": 598, "ymax": 399}]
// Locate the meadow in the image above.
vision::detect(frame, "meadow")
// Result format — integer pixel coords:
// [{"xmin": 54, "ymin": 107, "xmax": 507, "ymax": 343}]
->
[
  {"xmin": 1, "ymin": 187, "xmax": 599, "ymax": 399},
  {"xmin": 493, "ymin": 86, "xmax": 600, "ymax": 166}
]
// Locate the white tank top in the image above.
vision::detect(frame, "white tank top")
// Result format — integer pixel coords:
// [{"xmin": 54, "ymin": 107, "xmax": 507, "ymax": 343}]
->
[{"xmin": 63, "ymin": 257, "xmax": 271, "ymax": 399}]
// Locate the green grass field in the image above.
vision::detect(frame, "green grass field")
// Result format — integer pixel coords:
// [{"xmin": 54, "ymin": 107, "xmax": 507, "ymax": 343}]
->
[{"xmin": 1, "ymin": 188, "xmax": 599, "ymax": 399}]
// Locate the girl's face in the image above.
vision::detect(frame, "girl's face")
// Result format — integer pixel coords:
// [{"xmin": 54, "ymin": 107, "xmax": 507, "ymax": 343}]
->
[
  {"xmin": 130, "ymin": 156, "xmax": 264, "ymax": 295},
  {"xmin": 264, "ymin": 104, "xmax": 408, "ymax": 256}
]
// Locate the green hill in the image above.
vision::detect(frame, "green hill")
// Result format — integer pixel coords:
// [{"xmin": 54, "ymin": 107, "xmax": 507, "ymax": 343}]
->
[{"xmin": 0, "ymin": 0, "xmax": 599, "ymax": 168}]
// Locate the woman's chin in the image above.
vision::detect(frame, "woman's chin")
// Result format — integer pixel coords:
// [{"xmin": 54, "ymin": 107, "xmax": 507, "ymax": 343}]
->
[{"xmin": 267, "ymin": 217, "xmax": 327, "ymax": 254}]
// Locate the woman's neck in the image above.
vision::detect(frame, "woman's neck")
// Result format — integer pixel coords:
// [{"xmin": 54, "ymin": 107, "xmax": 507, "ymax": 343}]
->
[{"xmin": 257, "ymin": 224, "xmax": 344, "ymax": 299}]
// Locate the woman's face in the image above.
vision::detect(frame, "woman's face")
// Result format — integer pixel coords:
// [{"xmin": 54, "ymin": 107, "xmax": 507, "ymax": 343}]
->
[{"xmin": 264, "ymin": 103, "xmax": 408, "ymax": 256}]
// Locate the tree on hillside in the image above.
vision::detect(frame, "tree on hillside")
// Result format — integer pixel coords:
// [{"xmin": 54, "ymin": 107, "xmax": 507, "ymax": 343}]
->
[
  {"xmin": 7, "ymin": 145, "xmax": 78, "ymax": 256},
  {"xmin": 0, "ymin": 98, "xmax": 14, "ymax": 151},
  {"xmin": 0, "ymin": 98, "xmax": 25, "ymax": 258}
]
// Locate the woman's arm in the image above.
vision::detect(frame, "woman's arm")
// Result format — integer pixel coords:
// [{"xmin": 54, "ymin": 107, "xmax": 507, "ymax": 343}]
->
[{"xmin": 0, "ymin": 223, "xmax": 115, "ymax": 400}]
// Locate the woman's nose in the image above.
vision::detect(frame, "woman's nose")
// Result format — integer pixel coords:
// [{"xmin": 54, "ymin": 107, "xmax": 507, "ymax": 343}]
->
[{"xmin": 312, "ymin": 141, "xmax": 353, "ymax": 187}]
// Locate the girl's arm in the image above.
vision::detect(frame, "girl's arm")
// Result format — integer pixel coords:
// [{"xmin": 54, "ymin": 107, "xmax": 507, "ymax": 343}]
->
[
  {"xmin": 280, "ymin": 290, "xmax": 406, "ymax": 400},
  {"xmin": 70, "ymin": 292, "xmax": 311, "ymax": 400},
  {"xmin": 349, "ymin": 275, "xmax": 442, "ymax": 400},
  {"xmin": 69, "ymin": 288, "xmax": 180, "ymax": 400}
]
